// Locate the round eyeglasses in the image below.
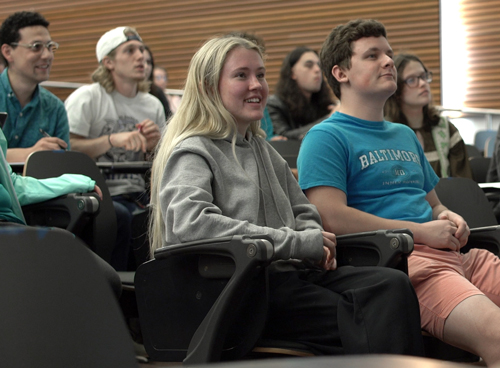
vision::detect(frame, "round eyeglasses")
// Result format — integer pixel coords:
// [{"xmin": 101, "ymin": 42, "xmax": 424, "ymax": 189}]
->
[
  {"xmin": 404, "ymin": 71, "xmax": 433, "ymax": 88},
  {"xmin": 10, "ymin": 41, "xmax": 59, "ymax": 53}
]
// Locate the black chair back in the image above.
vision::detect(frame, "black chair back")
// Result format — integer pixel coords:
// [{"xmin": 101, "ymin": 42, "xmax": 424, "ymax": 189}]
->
[
  {"xmin": 469, "ymin": 156, "xmax": 491, "ymax": 183},
  {"xmin": 434, "ymin": 177, "xmax": 497, "ymax": 228},
  {"xmin": 135, "ymin": 236, "xmax": 273, "ymax": 364},
  {"xmin": 465, "ymin": 144, "xmax": 481, "ymax": 158},
  {"xmin": 24, "ymin": 150, "xmax": 117, "ymax": 263},
  {"xmin": 0, "ymin": 226, "xmax": 137, "ymax": 368}
]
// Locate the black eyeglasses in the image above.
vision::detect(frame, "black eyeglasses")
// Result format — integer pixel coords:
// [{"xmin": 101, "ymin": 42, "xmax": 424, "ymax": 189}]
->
[
  {"xmin": 10, "ymin": 41, "xmax": 59, "ymax": 53},
  {"xmin": 404, "ymin": 71, "xmax": 433, "ymax": 88}
]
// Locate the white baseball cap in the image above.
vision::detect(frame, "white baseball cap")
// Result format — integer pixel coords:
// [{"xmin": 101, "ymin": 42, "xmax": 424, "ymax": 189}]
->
[{"xmin": 96, "ymin": 26, "xmax": 143, "ymax": 62}]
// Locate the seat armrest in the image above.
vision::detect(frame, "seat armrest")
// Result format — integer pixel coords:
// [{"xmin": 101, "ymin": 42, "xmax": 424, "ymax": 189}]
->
[
  {"xmin": 136, "ymin": 235, "xmax": 274, "ymax": 364},
  {"xmin": 465, "ymin": 225, "xmax": 500, "ymax": 255},
  {"xmin": 137, "ymin": 231, "xmax": 415, "ymax": 364},
  {"xmin": 336, "ymin": 229, "xmax": 414, "ymax": 271},
  {"xmin": 482, "ymin": 188, "xmax": 500, "ymax": 205},
  {"xmin": 155, "ymin": 234, "xmax": 273, "ymax": 259},
  {"xmin": 22, "ymin": 192, "xmax": 100, "ymax": 234}
]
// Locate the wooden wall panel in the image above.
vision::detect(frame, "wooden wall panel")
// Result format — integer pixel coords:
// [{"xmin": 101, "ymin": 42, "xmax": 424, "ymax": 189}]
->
[
  {"xmin": 0, "ymin": 0, "xmax": 440, "ymax": 105},
  {"xmin": 460, "ymin": 0, "xmax": 500, "ymax": 109}
]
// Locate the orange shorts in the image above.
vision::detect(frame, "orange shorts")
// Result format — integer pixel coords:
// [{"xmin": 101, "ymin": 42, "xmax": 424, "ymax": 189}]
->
[{"xmin": 408, "ymin": 244, "xmax": 500, "ymax": 340}]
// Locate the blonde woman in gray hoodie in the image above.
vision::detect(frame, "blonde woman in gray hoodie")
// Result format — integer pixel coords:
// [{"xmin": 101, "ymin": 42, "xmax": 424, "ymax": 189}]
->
[{"xmin": 148, "ymin": 35, "xmax": 424, "ymax": 357}]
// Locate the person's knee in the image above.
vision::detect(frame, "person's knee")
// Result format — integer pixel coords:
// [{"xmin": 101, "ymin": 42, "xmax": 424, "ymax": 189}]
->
[
  {"xmin": 370, "ymin": 267, "xmax": 418, "ymax": 302},
  {"xmin": 370, "ymin": 267, "xmax": 412, "ymax": 287}
]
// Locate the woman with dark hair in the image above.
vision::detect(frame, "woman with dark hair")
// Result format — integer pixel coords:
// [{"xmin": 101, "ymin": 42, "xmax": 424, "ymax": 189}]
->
[
  {"xmin": 144, "ymin": 45, "xmax": 172, "ymax": 120},
  {"xmin": 267, "ymin": 47, "xmax": 335, "ymax": 140},
  {"xmin": 385, "ymin": 53, "xmax": 472, "ymax": 179}
]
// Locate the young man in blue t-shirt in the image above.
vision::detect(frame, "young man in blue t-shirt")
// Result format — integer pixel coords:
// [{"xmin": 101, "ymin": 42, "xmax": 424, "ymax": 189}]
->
[{"xmin": 298, "ymin": 19, "xmax": 500, "ymax": 365}]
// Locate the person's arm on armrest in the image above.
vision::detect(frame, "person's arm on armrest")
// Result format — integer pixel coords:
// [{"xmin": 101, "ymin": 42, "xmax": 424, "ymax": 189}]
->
[
  {"xmin": 305, "ymin": 186, "xmax": 468, "ymax": 251},
  {"xmin": 13, "ymin": 171, "xmax": 97, "ymax": 206},
  {"xmin": 305, "ymin": 186, "xmax": 419, "ymax": 235}
]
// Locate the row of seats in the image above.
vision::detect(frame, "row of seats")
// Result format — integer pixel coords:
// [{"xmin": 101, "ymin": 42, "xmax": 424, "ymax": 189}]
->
[
  {"xmin": 135, "ymin": 175, "xmax": 500, "ymax": 364},
  {"xmin": 473, "ymin": 129, "xmax": 496, "ymax": 158},
  {"xmin": 9, "ymin": 147, "xmax": 500, "ymax": 366}
]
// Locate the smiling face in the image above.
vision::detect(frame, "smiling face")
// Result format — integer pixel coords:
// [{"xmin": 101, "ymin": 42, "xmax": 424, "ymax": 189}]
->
[
  {"xmin": 339, "ymin": 36, "xmax": 396, "ymax": 100},
  {"xmin": 291, "ymin": 51, "xmax": 322, "ymax": 99},
  {"xmin": 105, "ymin": 40, "xmax": 146, "ymax": 84},
  {"xmin": 400, "ymin": 60, "xmax": 432, "ymax": 112},
  {"xmin": 218, "ymin": 47, "xmax": 268, "ymax": 135},
  {"xmin": 3, "ymin": 25, "xmax": 53, "ymax": 86}
]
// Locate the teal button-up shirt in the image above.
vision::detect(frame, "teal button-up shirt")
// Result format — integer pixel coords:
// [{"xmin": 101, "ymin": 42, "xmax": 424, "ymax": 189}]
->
[{"xmin": 0, "ymin": 68, "xmax": 70, "ymax": 149}]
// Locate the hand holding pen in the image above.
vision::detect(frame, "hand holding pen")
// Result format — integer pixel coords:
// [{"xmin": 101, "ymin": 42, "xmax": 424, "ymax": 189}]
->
[{"xmin": 38, "ymin": 129, "xmax": 68, "ymax": 151}]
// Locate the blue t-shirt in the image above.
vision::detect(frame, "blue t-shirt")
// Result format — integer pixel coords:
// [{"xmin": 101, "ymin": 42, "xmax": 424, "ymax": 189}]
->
[
  {"xmin": 0, "ymin": 68, "xmax": 70, "ymax": 149},
  {"xmin": 298, "ymin": 112, "xmax": 439, "ymax": 224}
]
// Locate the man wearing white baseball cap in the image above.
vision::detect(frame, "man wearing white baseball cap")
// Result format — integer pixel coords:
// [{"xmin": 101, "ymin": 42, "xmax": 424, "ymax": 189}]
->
[{"xmin": 65, "ymin": 26, "xmax": 165, "ymax": 271}]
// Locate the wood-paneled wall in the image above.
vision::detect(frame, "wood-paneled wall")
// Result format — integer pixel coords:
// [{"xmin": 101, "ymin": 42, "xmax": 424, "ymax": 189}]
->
[
  {"xmin": 460, "ymin": 0, "xmax": 500, "ymax": 109},
  {"xmin": 0, "ymin": 0, "xmax": 440, "ymax": 104}
]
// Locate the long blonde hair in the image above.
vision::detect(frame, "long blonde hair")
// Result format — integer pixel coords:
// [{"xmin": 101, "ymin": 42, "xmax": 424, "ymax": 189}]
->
[{"xmin": 149, "ymin": 36, "xmax": 265, "ymax": 254}]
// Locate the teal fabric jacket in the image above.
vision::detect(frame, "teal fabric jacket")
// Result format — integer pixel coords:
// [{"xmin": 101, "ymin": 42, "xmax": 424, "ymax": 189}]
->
[{"xmin": 0, "ymin": 130, "xmax": 95, "ymax": 224}]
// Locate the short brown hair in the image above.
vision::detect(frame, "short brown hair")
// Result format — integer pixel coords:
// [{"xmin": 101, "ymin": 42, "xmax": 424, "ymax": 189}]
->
[{"xmin": 320, "ymin": 19, "xmax": 387, "ymax": 99}]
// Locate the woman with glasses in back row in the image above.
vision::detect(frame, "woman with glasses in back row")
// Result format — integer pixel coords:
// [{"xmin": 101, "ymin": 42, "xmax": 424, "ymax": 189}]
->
[{"xmin": 385, "ymin": 53, "xmax": 473, "ymax": 179}]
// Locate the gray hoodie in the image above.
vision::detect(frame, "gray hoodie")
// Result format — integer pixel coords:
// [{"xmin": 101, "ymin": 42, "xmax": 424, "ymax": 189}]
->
[{"xmin": 160, "ymin": 133, "xmax": 324, "ymax": 265}]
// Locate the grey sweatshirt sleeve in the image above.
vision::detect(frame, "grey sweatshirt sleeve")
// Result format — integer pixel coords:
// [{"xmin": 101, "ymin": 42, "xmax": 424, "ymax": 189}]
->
[{"xmin": 160, "ymin": 148, "xmax": 324, "ymax": 263}]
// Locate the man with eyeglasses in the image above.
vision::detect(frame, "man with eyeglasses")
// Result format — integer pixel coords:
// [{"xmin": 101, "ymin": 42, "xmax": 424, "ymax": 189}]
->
[
  {"xmin": 0, "ymin": 11, "xmax": 69, "ymax": 163},
  {"xmin": 298, "ymin": 19, "xmax": 500, "ymax": 365}
]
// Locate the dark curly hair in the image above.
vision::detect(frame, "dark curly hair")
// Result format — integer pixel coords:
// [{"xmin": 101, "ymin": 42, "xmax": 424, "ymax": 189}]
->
[
  {"xmin": 275, "ymin": 46, "xmax": 333, "ymax": 125},
  {"xmin": 320, "ymin": 19, "xmax": 387, "ymax": 99},
  {"xmin": 384, "ymin": 53, "xmax": 440, "ymax": 129},
  {"xmin": 0, "ymin": 11, "xmax": 50, "ymax": 65}
]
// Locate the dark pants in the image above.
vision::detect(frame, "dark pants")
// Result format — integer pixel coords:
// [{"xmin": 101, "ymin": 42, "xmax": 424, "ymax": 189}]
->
[
  {"xmin": 111, "ymin": 192, "xmax": 149, "ymax": 271},
  {"xmin": 111, "ymin": 200, "xmax": 134, "ymax": 271},
  {"xmin": 263, "ymin": 266, "xmax": 424, "ymax": 356}
]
